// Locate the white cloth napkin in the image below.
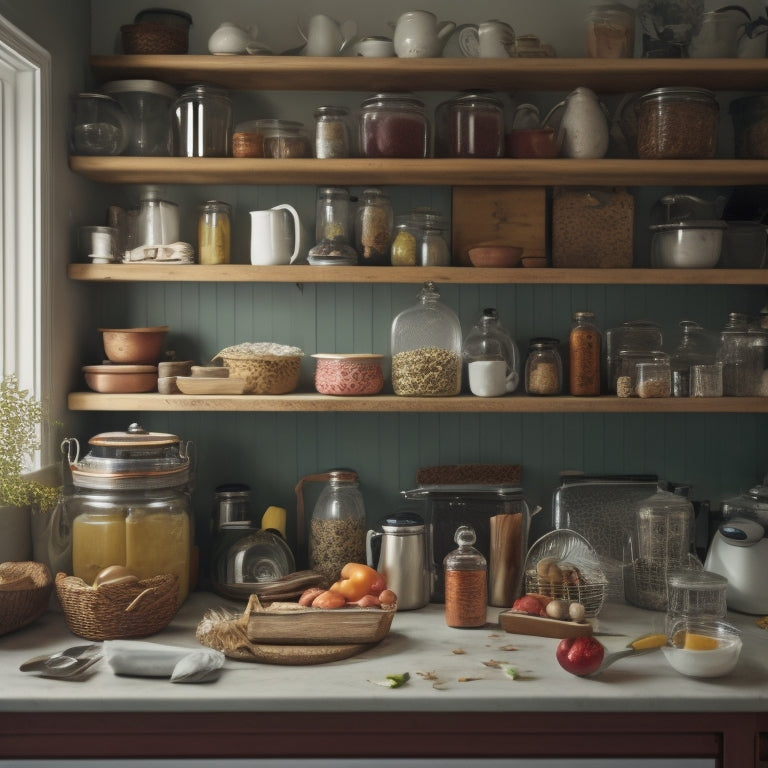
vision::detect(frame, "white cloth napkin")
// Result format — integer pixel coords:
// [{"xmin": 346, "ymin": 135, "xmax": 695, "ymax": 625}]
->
[{"xmin": 103, "ymin": 640, "xmax": 225, "ymax": 683}]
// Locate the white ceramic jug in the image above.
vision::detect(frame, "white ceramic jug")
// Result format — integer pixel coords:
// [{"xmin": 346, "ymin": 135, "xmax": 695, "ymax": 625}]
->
[
  {"xmin": 393, "ymin": 10, "xmax": 456, "ymax": 58},
  {"xmin": 208, "ymin": 22, "xmax": 258, "ymax": 55},
  {"xmin": 299, "ymin": 14, "xmax": 357, "ymax": 56},
  {"xmin": 250, "ymin": 205, "xmax": 305, "ymax": 265},
  {"xmin": 462, "ymin": 19, "xmax": 515, "ymax": 58},
  {"xmin": 543, "ymin": 87, "xmax": 610, "ymax": 159}
]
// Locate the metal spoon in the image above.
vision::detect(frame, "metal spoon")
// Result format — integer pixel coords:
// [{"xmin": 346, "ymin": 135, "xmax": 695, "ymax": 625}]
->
[
  {"xmin": 586, "ymin": 633, "xmax": 668, "ymax": 678},
  {"xmin": 20, "ymin": 644, "xmax": 100, "ymax": 673}
]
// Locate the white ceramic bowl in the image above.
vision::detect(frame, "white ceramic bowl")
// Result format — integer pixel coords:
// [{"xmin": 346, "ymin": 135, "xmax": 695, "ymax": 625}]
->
[
  {"xmin": 662, "ymin": 618, "xmax": 742, "ymax": 678},
  {"xmin": 650, "ymin": 221, "xmax": 725, "ymax": 269}
]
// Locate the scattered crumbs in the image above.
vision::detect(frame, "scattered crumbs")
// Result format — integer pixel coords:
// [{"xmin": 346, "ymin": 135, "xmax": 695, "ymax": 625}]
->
[
  {"xmin": 417, "ymin": 671, "xmax": 439, "ymax": 681},
  {"xmin": 452, "ymin": 648, "xmax": 466, "ymax": 655},
  {"xmin": 757, "ymin": 615, "xmax": 768, "ymax": 630},
  {"xmin": 499, "ymin": 644, "xmax": 519, "ymax": 652},
  {"xmin": 487, "ymin": 632, "xmax": 501, "ymax": 638},
  {"xmin": 481, "ymin": 659, "xmax": 505, "ymax": 668},
  {"xmin": 458, "ymin": 676, "xmax": 484, "ymax": 682}
]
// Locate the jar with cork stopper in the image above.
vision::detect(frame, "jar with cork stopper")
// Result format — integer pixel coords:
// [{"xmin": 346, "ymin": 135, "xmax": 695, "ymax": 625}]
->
[{"xmin": 444, "ymin": 525, "xmax": 487, "ymax": 628}]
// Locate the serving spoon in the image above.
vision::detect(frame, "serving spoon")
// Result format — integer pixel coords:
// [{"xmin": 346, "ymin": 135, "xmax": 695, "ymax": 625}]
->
[{"xmin": 586, "ymin": 633, "xmax": 668, "ymax": 678}]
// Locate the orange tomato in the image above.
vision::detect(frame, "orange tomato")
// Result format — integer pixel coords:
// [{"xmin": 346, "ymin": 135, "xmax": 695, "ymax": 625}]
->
[{"xmin": 329, "ymin": 562, "xmax": 381, "ymax": 602}]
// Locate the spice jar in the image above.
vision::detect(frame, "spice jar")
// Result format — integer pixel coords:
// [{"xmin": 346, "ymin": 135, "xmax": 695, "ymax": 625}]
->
[
  {"xmin": 585, "ymin": 3, "xmax": 635, "ymax": 58},
  {"xmin": 391, "ymin": 282, "xmax": 463, "ymax": 397},
  {"xmin": 197, "ymin": 200, "xmax": 231, "ymax": 265},
  {"xmin": 444, "ymin": 525, "xmax": 487, "ymax": 628},
  {"xmin": 525, "ymin": 338, "xmax": 563, "ymax": 395},
  {"xmin": 635, "ymin": 87, "xmax": 719, "ymax": 159},
  {"xmin": 308, "ymin": 186, "xmax": 358, "ymax": 265},
  {"xmin": 415, "ymin": 211, "xmax": 451, "ymax": 267},
  {"xmin": 569, "ymin": 311, "xmax": 602, "ymax": 396},
  {"xmin": 172, "ymin": 84, "xmax": 232, "ymax": 157},
  {"xmin": 355, "ymin": 188, "xmax": 393, "ymax": 266},
  {"xmin": 434, "ymin": 92, "xmax": 505, "ymax": 158},
  {"xmin": 360, "ymin": 93, "xmax": 430, "ymax": 158},
  {"xmin": 390, "ymin": 216, "xmax": 419, "ymax": 266},
  {"xmin": 314, "ymin": 105, "xmax": 351, "ymax": 159}
]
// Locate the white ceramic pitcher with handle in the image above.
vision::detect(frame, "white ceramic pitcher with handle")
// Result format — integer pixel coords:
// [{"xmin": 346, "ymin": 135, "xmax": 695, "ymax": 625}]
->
[
  {"xmin": 250, "ymin": 204, "xmax": 304, "ymax": 265},
  {"xmin": 393, "ymin": 10, "xmax": 455, "ymax": 58}
]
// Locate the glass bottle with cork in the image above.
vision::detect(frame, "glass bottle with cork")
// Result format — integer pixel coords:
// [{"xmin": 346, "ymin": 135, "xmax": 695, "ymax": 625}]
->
[
  {"xmin": 569, "ymin": 310, "xmax": 602, "ymax": 396},
  {"xmin": 444, "ymin": 525, "xmax": 487, "ymax": 628}
]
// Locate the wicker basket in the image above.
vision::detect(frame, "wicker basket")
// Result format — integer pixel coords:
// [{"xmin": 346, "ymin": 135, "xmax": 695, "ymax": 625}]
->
[
  {"xmin": 213, "ymin": 343, "xmax": 303, "ymax": 394},
  {"xmin": 121, "ymin": 23, "xmax": 189, "ymax": 55},
  {"xmin": 0, "ymin": 562, "xmax": 53, "ymax": 636},
  {"xmin": 524, "ymin": 571, "xmax": 607, "ymax": 618},
  {"xmin": 55, "ymin": 572, "xmax": 179, "ymax": 641}
]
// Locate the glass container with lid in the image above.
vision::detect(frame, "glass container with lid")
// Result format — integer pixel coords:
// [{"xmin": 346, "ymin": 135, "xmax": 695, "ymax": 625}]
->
[
  {"xmin": 314, "ymin": 105, "xmax": 351, "ymax": 159},
  {"xmin": 444, "ymin": 525, "xmax": 487, "ymax": 627},
  {"xmin": 585, "ymin": 3, "xmax": 635, "ymax": 58},
  {"xmin": 569, "ymin": 310, "xmax": 602, "ymax": 396},
  {"xmin": 717, "ymin": 311, "xmax": 763, "ymax": 396},
  {"xmin": 172, "ymin": 84, "xmax": 232, "ymax": 157},
  {"xmin": 197, "ymin": 200, "xmax": 231, "ymax": 265},
  {"xmin": 670, "ymin": 320, "xmax": 718, "ymax": 397},
  {"xmin": 360, "ymin": 93, "xmax": 430, "ymax": 158},
  {"xmin": 606, "ymin": 320, "xmax": 663, "ymax": 393},
  {"xmin": 616, "ymin": 349, "xmax": 669, "ymax": 397},
  {"xmin": 308, "ymin": 186, "xmax": 358, "ymax": 265},
  {"xmin": 434, "ymin": 92, "xmax": 505, "ymax": 158},
  {"xmin": 355, "ymin": 188, "xmax": 393, "ymax": 266},
  {"xmin": 69, "ymin": 93, "xmax": 130, "ymax": 156},
  {"xmin": 391, "ymin": 282, "xmax": 463, "ymax": 396},
  {"xmin": 525, "ymin": 338, "xmax": 562, "ymax": 395},
  {"xmin": 414, "ymin": 211, "xmax": 451, "ymax": 267},
  {"xmin": 462, "ymin": 308, "xmax": 520, "ymax": 393}
]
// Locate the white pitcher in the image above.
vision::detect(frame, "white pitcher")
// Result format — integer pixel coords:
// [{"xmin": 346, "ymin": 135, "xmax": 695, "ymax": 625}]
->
[
  {"xmin": 299, "ymin": 15, "xmax": 357, "ymax": 57},
  {"xmin": 393, "ymin": 10, "xmax": 456, "ymax": 58},
  {"xmin": 543, "ymin": 87, "xmax": 610, "ymax": 159},
  {"xmin": 249, "ymin": 205, "xmax": 305, "ymax": 266}
]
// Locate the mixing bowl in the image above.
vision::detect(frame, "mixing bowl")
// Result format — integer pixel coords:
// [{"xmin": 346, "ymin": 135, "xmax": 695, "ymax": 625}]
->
[
  {"xmin": 662, "ymin": 618, "xmax": 742, "ymax": 678},
  {"xmin": 650, "ymin": 221, "xmax": 725, "ymax": 268},
  {"xmin": 100, "ymin": 326, "xmax": 169, "ymax": 365}
]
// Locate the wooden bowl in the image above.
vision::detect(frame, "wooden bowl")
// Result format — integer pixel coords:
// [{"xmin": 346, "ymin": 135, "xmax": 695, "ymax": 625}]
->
[
  {"xmin": 83, "ymin": 364, "xmax": 158, "ymax": 393},
  {"xmin": 99, "ymin": 326, "xmax": 169, "ymax": 365},
  {"xmin": 521, "ymin": 256, "xmax": 549, "ymax": 268},
  {"xmin": 468, "ymin": 245, "xmax": 523, "ymax": 268}
]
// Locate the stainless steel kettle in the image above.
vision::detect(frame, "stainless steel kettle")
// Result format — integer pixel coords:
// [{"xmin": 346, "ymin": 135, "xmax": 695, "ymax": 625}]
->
[{"xmin": 366, "ymin": 511, "xmax": 431, "ymax": 610}]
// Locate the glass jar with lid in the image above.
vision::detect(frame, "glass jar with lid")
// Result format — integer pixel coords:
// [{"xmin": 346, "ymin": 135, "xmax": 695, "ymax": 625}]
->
[
  {"xmin": 391, "ymin": 281, "xmax": 463, "ymax": 396},
  {"xmin": 616, "ymin": 349, "xmax": 669, "ymax": 397},
  {"xmin": 463, "ymin": 308, "xmax": 520, "ymax": 393},
  {"xmin": 670, "ymin": 320, "xmax": 718, "ymax": 397},
  {"xmin": 434, "ymin": 92, "xmax": 505, "ymax": 158},
  {"xmin": 172, "ymin": 84, "xmax": 232, "ymax": 157},
  {"xmin": 308, "ymin": 186, "xmax": 358, "ymax": 265},
  {"xmin": 355, "ymin": 188, "xmax": 393, "ymax": 266},
  {"xmin": 444, "ymin": 525, "xmax": 487, "ymax": 628},
  {"xmin": 585, "ymin": 3, "xmax": 635, "ymax": 58},
  {"xmin": 69, "ymin": 93, "xmax": 131, "ymax": 156},
  {"xmin": 569, "ymin": 310, "xmax": 602, "ymax": 396},
  {"xmin": 415, "ymin": 211, "xmax": 451, "ymax": 266},
  {"xmin": 390, "ymin": 215, "xmax": 419, "ymax": 266},
  {"xmin": 360, "ymin": 93, "xmax": 430, "ymax": 158},
  {"xmin": 525, "ymin": 338, "xmax": 562, "ymax": 395},
  {"xmin": 197, "ymin": 200, "xmax": 231, "ymax": 265},
  {"xmin": 606, "ymin": 320, "xmax": 663, "ymax": 393},
  {"xmin": 262, "ymin": 120, "xmax": 311, "ymax": 158},
  {"xmin": 717, "ymin": 311, "xmax": 763, "ymax": 396},
  {"xmin": 635, "ymin": 87, "xmax": 719, "ymax": 159},
  {"xmin": 314, "ymin": 105, "xmax": 351, "ymax": 158}
]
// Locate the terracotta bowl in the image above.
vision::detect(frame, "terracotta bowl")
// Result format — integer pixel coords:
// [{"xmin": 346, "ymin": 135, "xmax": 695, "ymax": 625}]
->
[
  {"xmin": 506, "ymin": 128, "xmax": 560, "ymax": 159},
  {"xmin": 83, "ymin": 364, "xmax": 158, "ymax": 393},
  {"xmin": 99, "ymin": 326, "xmax": 169, "ymax": 365},
  {"xmin": 521, "ymin": 256, "xmax": 549, "ymax": 268},
  {"xmin": 468, "ymin": 245, "xmax": 524, "ymax": 268}
]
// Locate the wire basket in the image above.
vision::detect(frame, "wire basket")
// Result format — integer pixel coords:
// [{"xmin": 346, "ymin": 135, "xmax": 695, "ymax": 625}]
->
[
  {"xmin": 0, "ymin": 562, "xmax": 53, "ymax": 636},
  {"xmin": 55, "ymin": 572, "xmax": 179, "ymax": 641},
  {"xmin": 525, "ymin": 571, "xmax": 607, "ymax": 618},
  {"xmin": 121, "ymin": 23, "xmax": 189, "ymax": 55}
]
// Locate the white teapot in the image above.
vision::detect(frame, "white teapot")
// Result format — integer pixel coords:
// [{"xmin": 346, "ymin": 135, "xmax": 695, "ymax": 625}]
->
[
  {"xmin": 543, "ymin": 87, "xmax": 609, "ymax": 159},
  {"xmin": 208, "ymin": 22, "xmax": 258, "ymax": 55},
  {"xmin": 393, "ymin": 10, "xmax": 456, "ymax": 58}
]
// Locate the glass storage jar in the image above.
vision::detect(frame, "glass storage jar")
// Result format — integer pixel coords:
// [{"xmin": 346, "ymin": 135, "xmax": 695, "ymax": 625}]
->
[
  {"xmin": 390, "ymin": 215, "xmax": 419, "ymax": 266},
  {"xmin": 525, "ymin": 338, "xmax": 563, "ymax": 395},
  {"xmin": 717, "ymin": 312, "xmax": 763, "ymax": 396},
  {"xmin": 463, "ymin": 308, "xmax": 520, "ymax": 394},
  {"xmin": 585, "ymin": 3, "xmax": 635, "ymax": 58},
  {"xmin": 606, "ymin": 320, "xmax": 663, "ymax": 393},
  {"xmin": 635, "ymin": 359, "xmax": 672, "ymax": 398},
  {"xmin": 416, "ymin": 211, "xmax": 451, "ymax": 266},
  {"xmin": 670, "ymin": 320, "xmax": 718, "ymax": 397},
  {"xmin": 314, "ymin": 105, "xmax": 351, "ymax": 158},
  {"xmin": 360, "ymin": 93, "xmax": 430, "ymax": 158},
  {"xmin": 569, "ymin": 310, "xmax": 602, "ymax": 396},
  {"xmin": 262, "ymin": 121, "xmax": 311, "ymax": 158},
  {"xmin": 197, "ymin": 200, "xmax": 231, "ymax": 265},
  {"xmin": 308, "ymin": 186, "xmax": 358, "ymax": 265},
  {"xmin": 391, "ymin": 282, "xmax": 463, "ymax": 396},
  {"xmin": 355, "ymin": 188, "xmax": 393, "ymax": 266},
  {"xmin": 434, "ymin": 92, "xmax": 505, "ymax": 158},
  {"xmin": 69, "ymin": 93, "xmax": 130, "ymax": 156},
  {"xmin": 444, "ymin": 525, "xmax": 487, "ymax": 628},
  {"xmin": 172, "ymin": 84, "xmax": 232, "ymax": 157},
  {"xmin": 616, "ymin": 349, "xmax": 669, "ymax": 397},
  {"xmin": 635, "ymin": 87, "xmax": 719, "ymax": 159}
]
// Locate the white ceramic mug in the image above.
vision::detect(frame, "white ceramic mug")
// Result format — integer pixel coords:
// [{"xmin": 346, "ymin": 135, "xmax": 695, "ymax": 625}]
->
[
  {"xmin": 250, "ymin": 204, "xmax": 303, "ymax": 265},
  {"xmin": 477, "ymin": 20, "xmax": 515, "ymax": 58},
  {"xmin": 302, "ymin": 15, "xmax": 356, "ymax": 57},
  {"xmin": 468, "ymin": 359, "xmax": 516, "ymax": 397}
]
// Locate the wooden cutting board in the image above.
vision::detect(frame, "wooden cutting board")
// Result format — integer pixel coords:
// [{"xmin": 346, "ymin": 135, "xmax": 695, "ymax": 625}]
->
[
  {"xmin": 451, "ymin": 186, "xmax": 547, "ymax": 266},
  {"xmin": 498, "ymin": 610, "xmax": 594, "ymax": 639}
]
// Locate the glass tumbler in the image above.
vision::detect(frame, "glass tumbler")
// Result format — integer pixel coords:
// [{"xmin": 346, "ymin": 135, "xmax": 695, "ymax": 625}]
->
[{"xmin": 665, "ymin": 569, "xmax": 728, "ymax": 634}]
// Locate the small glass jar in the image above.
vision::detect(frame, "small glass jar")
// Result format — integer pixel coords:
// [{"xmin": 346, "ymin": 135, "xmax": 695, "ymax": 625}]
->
[
  {"xmin": 525, "ymin": 339, "xmax": 563, "ymax": 395},
  {"xmin": 391, "ymin": 282, "xmax": 463, "ymax": 397},
  {"xmin": 417, "ymin": 212, "xmax": 451, "ymax": 267},
  {"xmin": 585, "ymin": 3, "xmax": 635, "ymax": 58},
  {"xmin": 718, "ymin": 312, "xmax": 763, "ymax": 396},
  {"xmin": 434, "ymin": 92, "xmax": 505, "ymax": 158},
  {"xmin": 606, "ymin": 321, "xmax": 663, "ymax": 393},
  {"xmin": 172, "ymin": 84, "xmax": 232, "ymax": 157},
  {"xmin": 636, "ymin": 87, "xmax": 719, "ymax": 160},
  {"xmin": 308, "ymin": 187, "xmax": 358, "ymax": 265},
  {"xmin": 314, "ymin": 105, "xmax": 351, "ymax": 159},
  {"xmin": 355, "ymin": 188, "xmax": 393, "ymax": 266},
  {"xmin": 569, "ymin": 311, "xmax": 602, "ymax": 396},
  {"xmin": 263, "ymin": 121, "xmax": 311, "ymax": 158},
  {"xmin": 444, "ymin": 525, "xmax": 487, "ymax": 628},
  {"xmin": 690, "ymin": 362, "xmax": 724, "ymax": 397},
  {"xmin": 670, "ymin": 320, "xmax": 718, "ymax": 397},
  {"xmin": 197, "ymin": 200, "xmax": 231, "ymax": 265},
  {"xmin": 69, "ymin": 93, "xmax": 130, "ymax": 156},
  {"xmin": 390, "ymin": 216, "xmax": 419, "ymax": 266},
  {"xmin": 360, "ymin": 93, "xmax": 430, "ymax": 158},
  {"xmin": 635, "ymin": 360, "xmax": 672, "ymax": 398},
  {"xmin": 211, "ymin": 483, "xmax": 252, "ymax": 532},
  {"xmin": 616, "ymin": 350, "xmax": 669, "ymax": 397}
]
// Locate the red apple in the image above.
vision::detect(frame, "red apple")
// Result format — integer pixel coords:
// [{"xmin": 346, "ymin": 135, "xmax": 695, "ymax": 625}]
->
[
  {"xmin": 510, "ymin": 594, "xmax": 547, "ymax": 617},
  {"xmin": 556, "ymin": 636, "xmax": 605, "ymax": 677}
]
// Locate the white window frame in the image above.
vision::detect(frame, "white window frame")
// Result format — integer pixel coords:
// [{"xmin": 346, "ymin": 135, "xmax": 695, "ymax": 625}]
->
[{"xmin": 0, "ymin": 15, "xmax": 52, "ymax": 447}]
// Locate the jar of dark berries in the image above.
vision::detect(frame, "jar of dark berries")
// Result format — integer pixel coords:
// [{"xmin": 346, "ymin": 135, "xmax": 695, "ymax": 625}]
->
[{"xmin": 359, "ymin": 93, "xmax": 430, "ymax": 158}]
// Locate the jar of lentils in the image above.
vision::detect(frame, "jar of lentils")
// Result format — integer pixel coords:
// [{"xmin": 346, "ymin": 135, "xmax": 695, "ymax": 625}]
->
[
  {"xmin": 525, "ymin": 338, "xmax": 563, "ymax": 395},
  {"xmin": 434, "ymin": 92, "xmax": 505, "ymax": 158},
  {"xmin": 391, "ymin": 282, "xmax": 463, "ymax": 397},
  {"xmin": 360, "ymin": 93, "xmax": 430, "ymax": 158},
  {"xmin": 635, "ymin": 87, "xmax": 719, "ymax": 159}
]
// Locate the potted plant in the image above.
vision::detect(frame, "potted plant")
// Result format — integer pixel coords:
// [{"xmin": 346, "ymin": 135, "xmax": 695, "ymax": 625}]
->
[{"xmin": 0, "ymin": 374, "xmax": 60, "ymax": 562}]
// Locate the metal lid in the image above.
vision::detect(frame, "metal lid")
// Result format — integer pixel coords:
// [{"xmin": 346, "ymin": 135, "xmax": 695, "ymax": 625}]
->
[
  {"xmin": 650, "ymin": 220, "xmax": 727, "ymax": 232},
  {"xmin": 380, "ymin": 511, "xmax": 425, "ymax": 532},
  {"xmin": 638, "ymin": 87, "xmax": 717, "ymax": 104},
  {"xmin": 403, "ymin": 484, "xmax": 524, "ymax": 499},
  {"xmin": 100, "ymin": 80, "xmax": 177, "ymax": 100}
]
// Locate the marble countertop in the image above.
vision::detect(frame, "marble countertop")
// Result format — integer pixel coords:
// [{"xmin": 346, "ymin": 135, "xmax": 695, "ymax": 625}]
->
[{"xmin": 1, "ymin": 593, "xmax": 767, "ymax": 714}]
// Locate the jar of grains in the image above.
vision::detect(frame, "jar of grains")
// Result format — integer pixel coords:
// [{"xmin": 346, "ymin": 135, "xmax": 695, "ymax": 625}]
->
[
  {"xmin": 391, "ymin": 281, "xmax": 463, "ymax": 396},
  {"xmin": 635, "ymin": 359, "xmax": 672, "ymax": 398},
  {"xmin": 197, "ymin": 200, "xmax": 231, "ymax": 264},
  {"xmin": 314, "ymin": 105, "xmax": 351, "ymax": 159},
  {"xmin": 355, "ymin": 188, "xmax": 393, "ymax": 266},
  {"xmin": 390, "ymin": 215, "xmax": 419, "ymax": 266},
  {"xmin": 616, "ymin": 349, "xmax": 669, "ymax": 397},
  {"xmin": 434, "ymin": 92, "xmax": 505, "ymax": 158},
  {"xmin": 360, "ymin": 93, "xmax": 430, "ymax": 158},
  {"xmin": 635, "ymin": 87, "xmax": 719, "ymax": 159},
  {"xmin": 569, "ymin": 310, "xmax": 602, "ymax": 396},
  {"xmin": 525, "ymin": 338, "xmax": 563, "ymax": 395}
]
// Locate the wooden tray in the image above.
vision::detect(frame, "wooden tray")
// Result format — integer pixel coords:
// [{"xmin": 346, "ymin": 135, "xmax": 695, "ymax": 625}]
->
[{"xmin": 498, "ymin": 610, "xmax": 593, "ymax": 639}]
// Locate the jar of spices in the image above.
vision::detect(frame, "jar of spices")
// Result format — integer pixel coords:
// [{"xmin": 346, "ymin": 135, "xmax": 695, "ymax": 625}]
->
[
  {"xmin": 434, "ymin": 92, "xmax": 505, "ymax": 158},
  {"xmin": 635, "ymin": 87, "xmax": 719, "ymax": 159},
  {"xmin": 390, "ymin": 215, "xmax": 419, "ymax": 266},
  {"xmin": 569, "ymin": 311, "xmax": 602, "ymax": 396},
  {"xmin": 197, "ymin": 200, "xmax": 231, "ymax": 264},
  {"xmin": 308, "ymin": 186, "xmax": 358, "ymax": 265},
  {"xmin": 416, "ymin": 211, "xmax": 451, "ymax": 267},
  {"xmin": 444, "ymin": 525, "xmax": 487, "ymax": 628},
  {"xmin": 391, "ymin": 282, "xmax": 463, "ymax": 397},
  {"xmin": 525, "ymin": 338, "xmax": 562, "ymax": 395},
  {"xmin": 355, "ymin": 188, "xmax": 393, "ymax": 266},
  {"xmin": 360, "ymin": 93, "xmax": 430, "ymax": 158},
  {"xmin": 314, "ymin": 105, "xmax": 351, "ymax": 158},
  {"xmin": 172, "ymin": 84, "xmax": 232, "ymax": 157},
  {"xmin": 585, "ymin": 3, "xmax": 635, "ymax": 58}
]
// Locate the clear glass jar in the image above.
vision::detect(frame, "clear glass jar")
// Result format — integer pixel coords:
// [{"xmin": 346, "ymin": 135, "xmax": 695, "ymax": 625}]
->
[
  {"xmin": 211, "ymin": 483, "xmax": 251, "ymax": 532},
  {"xmin": 670, "ymin": 320, "xmax": 718, "ymax": 397},
  {"xmin": 355, "ymin": 188, "xmax": 393, "ymax": 266},
  {"xmin": 309, "ymin": 470, "xmax": 366, "ymax": 584},
  {"xmin": 616, "ymin": 349, "xmax": 669, "ymax": 397},
  {"xmin": 717, "ymin": 312, "xmax": 763, "ymax": 396},
  {"xmin": 314, "ymin": 105, "xmax": 351, "ymax": 159},
  {"xmin": 360, "ymin": 93, "xmax": 430, "ymax": 158},
  {"xmin": 606, "ymin": 320, "xmax": 663, "ymax": 393},
  {"xmin": 308, "ymin": 186, "xmax": 358, "ymax": 265},
  {"xmin": 69, "ymin": 93, "xmax": 130, "ymax": 156},
  {"xmin": 232, "ymin": 119, "xmax": 298, "ymax": 158},
  {"xmin": 172, "ymin": 84, "xmax": 232, "ymax": 157},
  {"xmin": 434, "ymin": 92, "xmax": 505, "ymax": 158},
  {"xmin": 463, "ymin": 308, "xmax": 520, "ymax": 393},
  {"xmin": 585, "ymin": 3, "xmax": 635, "ymax": 58},
  {"xmin": 635, "ymin": 360, "xmax": 671, "ymax": 398},
  {"xmin": 444, "ymin": 525, "xmax": 487, "ymax": 628},
  {"xmin": 390, "ymin": 216, "xmax": 419, "ymax": 266},
  {"xmin": 263, "ymin": 121, "xmax": 311, "ymax": 158},
  {"xmin": 525, "ymin": 339, "xmax": 563, "ymax": 395},
  {"xmin": 569, "ymin": 311, "xmax": 602, "ymax": 396},
  {"xmin": 197, "ymin": 200, "xmax": 231, "ymax": 265},
  {"xmin": 391, "ymin": 282, "xmax": 463, "ymax": 396},
  {"xmin": 636, "ymin": 87, "xmax": 719, "ymax": 159}
]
